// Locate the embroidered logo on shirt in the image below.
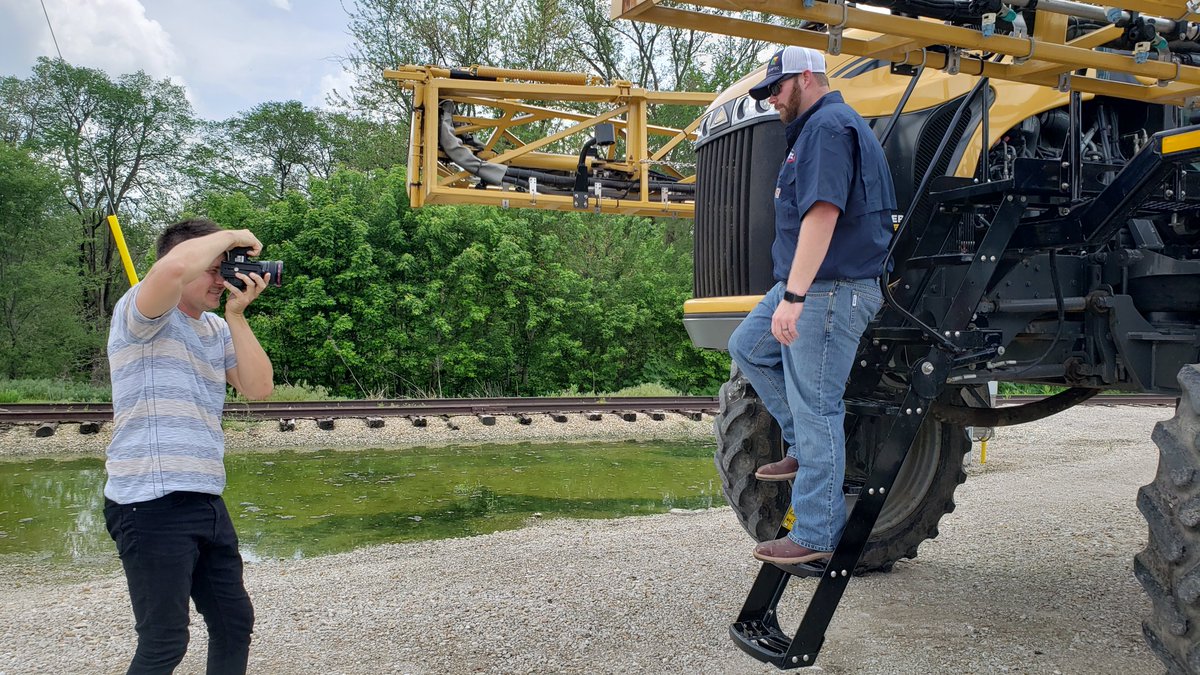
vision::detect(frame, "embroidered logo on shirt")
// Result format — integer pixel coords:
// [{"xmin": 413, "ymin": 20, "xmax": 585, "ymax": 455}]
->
[{"xmin": 786, "ymin": 151, "xmax": 796, "ymax": 164}]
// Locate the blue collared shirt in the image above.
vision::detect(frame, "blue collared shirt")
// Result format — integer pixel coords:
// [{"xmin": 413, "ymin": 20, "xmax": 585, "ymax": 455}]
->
[{"xmin": 771, "ymin": 90, "xmax": 897, "ymax": 282}]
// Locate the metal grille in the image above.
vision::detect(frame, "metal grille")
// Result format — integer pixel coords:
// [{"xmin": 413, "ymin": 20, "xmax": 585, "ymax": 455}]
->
[
  {"xmin": 908, "ymin": 94, "xmax": 982, "ymax": 257},
  {"xmin": 694, "ymin": 122, "xmax": 785, "ymax": 298}
]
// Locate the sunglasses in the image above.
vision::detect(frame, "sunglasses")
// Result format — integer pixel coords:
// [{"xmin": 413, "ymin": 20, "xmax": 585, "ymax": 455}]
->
[{"xmin": 768, "ymin": 74, "xmax": 798, "ymax": 98}]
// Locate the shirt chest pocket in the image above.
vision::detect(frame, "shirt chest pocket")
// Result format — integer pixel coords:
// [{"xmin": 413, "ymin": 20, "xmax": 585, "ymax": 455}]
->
[
  {"xmin": 776, "ymin": 165, "xmax": 796, "ymax": 200},
  {"xmin": 847, "ymin": 137, "xmax": 886, "ymax": 217},
  {"xmin": 775, "ymin": 170, "xmax": 799, "ymax": 231}
]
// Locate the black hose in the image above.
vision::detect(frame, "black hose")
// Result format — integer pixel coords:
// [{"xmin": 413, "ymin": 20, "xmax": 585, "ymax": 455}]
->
[{"xmin": 995, "ymin": 250, "xmax": 1067, "ymax": 379}]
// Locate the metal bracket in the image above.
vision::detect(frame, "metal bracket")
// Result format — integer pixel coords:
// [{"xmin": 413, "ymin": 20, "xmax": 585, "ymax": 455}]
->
[
  {"xmin": 828, "ymin": 0, "xmax": 848, "ymax": 55},
  {"xmin": 1057, "ymin": 72, "xmax": 1072, "ymax": 92},
  {"xmin": 1158, "ymin": 57, "xmax": 1182, "ymax": 87},
  {"xmin": 1014, "ymin": 36, "xmax": 1036, "ymax": 65},
  {"xmin": 1133, "ymin": 41, "xmax": 1151, "ymax": 64},
  {"xmin": 981, "ymin": 12, "xmax": 997, "ymax": 37},
  {"xmin": 944, "ymin": 47, "xmax": 962, "ymax": 75},
  {"xmin": 529, "ymin": 176, "xmax": 538, "ymax": 205}
]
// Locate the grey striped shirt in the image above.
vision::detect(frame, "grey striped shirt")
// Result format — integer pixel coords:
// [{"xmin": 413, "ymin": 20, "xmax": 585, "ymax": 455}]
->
[{"xmin": 104, "ymin": 285, "xmax": 237, "ymax": 504}]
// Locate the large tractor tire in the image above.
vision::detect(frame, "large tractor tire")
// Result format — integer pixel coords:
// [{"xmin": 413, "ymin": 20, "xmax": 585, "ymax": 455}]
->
[
  {"xmin": 714, "ymin": 368, "xmax": 970, "ymax": 573},
  {"xmin": 1136, "ymin": 364, "xmax": 1200, "ymax": 674}
]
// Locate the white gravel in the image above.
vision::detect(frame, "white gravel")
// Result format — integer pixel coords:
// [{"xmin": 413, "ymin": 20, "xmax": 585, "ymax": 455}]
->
[{"xmin": 0, "ymin": 404, "xmax": 1172, "ymax": 674}]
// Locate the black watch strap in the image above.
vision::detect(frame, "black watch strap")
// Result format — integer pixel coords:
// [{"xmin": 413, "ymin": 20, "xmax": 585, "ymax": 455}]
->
[{"xmin": 783, "ymin": 290, "xmax": 806, "ymax": 304}]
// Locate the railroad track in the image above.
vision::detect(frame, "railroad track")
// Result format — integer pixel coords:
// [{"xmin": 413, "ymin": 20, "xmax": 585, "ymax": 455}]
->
[
  {"xmin": 0, "ymin": 394, "xmax": 1177, "ymax": 425},
  {"xmin": 0, "ymin": 396, "xmax": 720, "ymax": 424}
]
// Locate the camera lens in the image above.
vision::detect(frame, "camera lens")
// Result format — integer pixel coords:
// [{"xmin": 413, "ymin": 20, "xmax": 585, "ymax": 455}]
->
[{"xmin": 264, "ymin": 261, "xmax": 283, "ymax": 286}]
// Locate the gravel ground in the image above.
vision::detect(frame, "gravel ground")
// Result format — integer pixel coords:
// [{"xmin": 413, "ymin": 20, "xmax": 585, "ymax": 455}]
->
[{"xmin": 0, "ymin": 404, "xmax": 1173, "ymax": 674}]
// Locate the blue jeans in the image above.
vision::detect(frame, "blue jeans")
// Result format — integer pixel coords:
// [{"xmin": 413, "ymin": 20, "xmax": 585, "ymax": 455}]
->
[
  {"xmin": 728, "ymin": 279, "xmax": 883, "ymax": 551},
  {"xmin": 104, "ymin": 492, "xmax": 254, "ymax": 675}
]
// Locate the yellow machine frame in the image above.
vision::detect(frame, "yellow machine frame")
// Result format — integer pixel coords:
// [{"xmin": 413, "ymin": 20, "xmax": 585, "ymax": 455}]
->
[
  {"xmin": 384, "ymin": 65, "xmax": 716, "ymax": 217},
  {"xmin": 613, "ymin": 0, "xmax": 1200, "ymax": 107}
]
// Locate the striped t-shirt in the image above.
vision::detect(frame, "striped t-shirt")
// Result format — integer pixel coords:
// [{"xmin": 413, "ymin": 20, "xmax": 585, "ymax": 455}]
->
[{"xmin": 104, "ymin": 285, "xmax": 237, "ymax": 504}]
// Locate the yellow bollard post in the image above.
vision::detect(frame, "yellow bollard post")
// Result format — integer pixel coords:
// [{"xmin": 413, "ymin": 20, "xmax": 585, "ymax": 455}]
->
[
  {"xmin": 107, "ymin": 214, "xmax": 139, "ymax": 286},
  {"xmin": 980, "ymin": 438, "xmax": 987, "ymax": 463}
]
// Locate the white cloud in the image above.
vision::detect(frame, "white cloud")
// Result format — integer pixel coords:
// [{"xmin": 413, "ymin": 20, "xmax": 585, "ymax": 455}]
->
[
  {"xmin": 314, "ymin": 68, "xmax": 357, "ymax": 111},
  {"xmin": 34, "ymin": 0, "xmax": 183, "ymax": 80},
  {"xmin": 2, "ymin": 0, "xmax": 355, "ymax": 121}
]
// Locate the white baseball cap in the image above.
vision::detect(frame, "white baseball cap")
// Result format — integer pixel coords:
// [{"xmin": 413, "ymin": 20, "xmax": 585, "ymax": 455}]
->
[{"xmin": 749, "ymin": 46, "xmax": 827, "ymax": 101}]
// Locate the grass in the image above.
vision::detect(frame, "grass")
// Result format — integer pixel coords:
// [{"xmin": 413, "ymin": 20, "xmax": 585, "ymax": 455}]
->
[
  {"xmin": 997, "ymin": 382, "xmax": 1067, "ymax": 397},
  {"xmin": 0, "ymin": 379, "xmax": 113, "ymax": 403},
  {"xmin": 550, "ymin": 382, "xmax": 684, "ymax": 398},
  {"xmin": 242, "ymin": 382, "xmax": 343, "ymax": 402}
]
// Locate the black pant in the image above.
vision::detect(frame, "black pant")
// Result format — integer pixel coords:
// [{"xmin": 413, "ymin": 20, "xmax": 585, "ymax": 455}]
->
[{"xmin": 105, "ymin": 492, "xmax": 254, "ymax": 675}]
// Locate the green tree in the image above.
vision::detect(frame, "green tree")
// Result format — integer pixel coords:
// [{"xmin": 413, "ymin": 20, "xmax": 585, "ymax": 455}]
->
[
  {"xmin": 200, "ymin": 167, "xmax": 727, "ymax": 397},
  {"xmin": 1, "ymin": 57, "xmax": 196, "ymax": 374},
  {"xmin": 0, "ymin": 145, "xmax": 89, "ymax": 378},
  {"xmin": 341, "ymin": 0, "xmax": 586, "ymax": 122},
  {"xmin": 190, "ymin": 103, "xmax": 409, "ymax": 206}
]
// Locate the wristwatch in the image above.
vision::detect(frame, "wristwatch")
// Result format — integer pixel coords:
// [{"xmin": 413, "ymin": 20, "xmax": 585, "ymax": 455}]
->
[{"xmin": 783, "ymin": 290, "xmax": 806, "ymax": 304}]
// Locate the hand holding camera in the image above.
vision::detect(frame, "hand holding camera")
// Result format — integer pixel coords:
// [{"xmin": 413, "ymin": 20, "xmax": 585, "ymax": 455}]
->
[{"xmin": 220, "ymin": 247, "xmax": 283, "ymax": 291}]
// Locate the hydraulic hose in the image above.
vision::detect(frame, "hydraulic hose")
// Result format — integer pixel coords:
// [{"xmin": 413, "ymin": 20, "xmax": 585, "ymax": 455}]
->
[{"xmin": 438, "ymin": 101, "xmax": 509, "ymax": 186}]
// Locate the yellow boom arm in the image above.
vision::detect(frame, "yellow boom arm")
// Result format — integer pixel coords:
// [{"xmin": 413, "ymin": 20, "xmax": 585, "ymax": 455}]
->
[{"xmin": 385, "ymin": 65, "xmax": 716, "ymax": 217}]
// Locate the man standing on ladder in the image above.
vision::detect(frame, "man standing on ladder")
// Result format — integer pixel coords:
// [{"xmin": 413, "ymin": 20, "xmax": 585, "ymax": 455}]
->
[{"xmin": 727, "ymin": 46, "xmax": 896, "ymax": 564}]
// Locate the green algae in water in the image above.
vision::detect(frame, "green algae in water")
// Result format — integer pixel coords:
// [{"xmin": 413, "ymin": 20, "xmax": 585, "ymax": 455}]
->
[{"xmin": 0, "ymin": 440, "xmax": 723, "ymax": 565}]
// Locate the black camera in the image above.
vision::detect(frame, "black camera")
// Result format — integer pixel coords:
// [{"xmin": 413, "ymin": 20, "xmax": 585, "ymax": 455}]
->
[{"xmin": 220, "ymin": 247, "xmax": 283, "ymax": 291}]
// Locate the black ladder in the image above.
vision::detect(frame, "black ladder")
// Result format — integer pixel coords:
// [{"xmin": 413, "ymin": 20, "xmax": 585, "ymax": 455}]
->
[{"xmin": 728, "ymin": 182, "xmax": 1029, "ymax": 669}]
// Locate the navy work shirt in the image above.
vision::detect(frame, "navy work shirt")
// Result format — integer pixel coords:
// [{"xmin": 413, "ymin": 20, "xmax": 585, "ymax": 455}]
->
[{"xmin": 771, "ymin": 90, "xmax": 897, "ymax": 282}]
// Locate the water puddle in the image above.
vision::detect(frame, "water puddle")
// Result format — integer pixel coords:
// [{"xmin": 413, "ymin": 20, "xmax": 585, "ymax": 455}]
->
[{"xmin": 0, "ymin": 440, "xmax": 722, "ymax": 567}]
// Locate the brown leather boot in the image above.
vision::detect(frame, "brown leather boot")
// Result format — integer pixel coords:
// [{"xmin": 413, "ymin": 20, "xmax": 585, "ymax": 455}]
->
[
  {"xmin": 753, "ymin": 536, "xmax": 833, "ymax": 564},
  {"xmin": 754, "ymin": 456, "xmax": 798, "ymax": 481}
]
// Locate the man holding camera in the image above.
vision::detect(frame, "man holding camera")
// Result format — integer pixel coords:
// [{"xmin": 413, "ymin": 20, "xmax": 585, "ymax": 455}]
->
[{"xmin": 104, "ymin": 218, "xmax": 274, "ymax": 674}]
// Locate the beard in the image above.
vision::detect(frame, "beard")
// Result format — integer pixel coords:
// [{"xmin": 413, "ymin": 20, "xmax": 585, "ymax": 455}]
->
[{"xmin": 777, "ymin": 84, "xmax": 805, "ymax": 125}]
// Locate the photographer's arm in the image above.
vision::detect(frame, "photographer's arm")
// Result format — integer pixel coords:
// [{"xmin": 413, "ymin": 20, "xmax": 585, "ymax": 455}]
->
[
  {"xmin": 135, "ymin": 229, "xmax": 262, "ymax": 319},
  {"xmin": 224, "ymin": 271, "xmax": 274, "ymax": 400}
]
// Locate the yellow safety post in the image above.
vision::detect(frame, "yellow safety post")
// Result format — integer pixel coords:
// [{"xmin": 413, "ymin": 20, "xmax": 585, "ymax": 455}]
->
[
  {"xmin": 978, "ymin": 427, "xmax": 994, "ymax": 464},
  {"xmin": 107, "ymin": 214, "xmax": 139, "ymax": 286}
]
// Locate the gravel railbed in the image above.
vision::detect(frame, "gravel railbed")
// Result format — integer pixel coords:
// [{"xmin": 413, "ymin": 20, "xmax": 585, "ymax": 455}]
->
[
  {"xmin": 0, "ymin": 411, "xmax": 718, "ymax": 458},
  {"xmin": 0, "ymin": 404, "xmax": 1172, "ymax": 674}
]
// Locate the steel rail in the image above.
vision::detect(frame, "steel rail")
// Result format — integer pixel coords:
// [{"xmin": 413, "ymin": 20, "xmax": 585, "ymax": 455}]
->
[
  {"xmin": 0, "ymin": 396, "xmax": 721, "ymax": 424},
  {"xmin": 0, "ymin": 394, "xmax": 1176, "ymax": 424}
]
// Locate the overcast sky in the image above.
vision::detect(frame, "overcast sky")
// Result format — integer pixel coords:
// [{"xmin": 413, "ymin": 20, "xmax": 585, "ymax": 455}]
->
[{"xmin": 0, "ymin": 0, "xmax": 361, "ymax": 120}]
